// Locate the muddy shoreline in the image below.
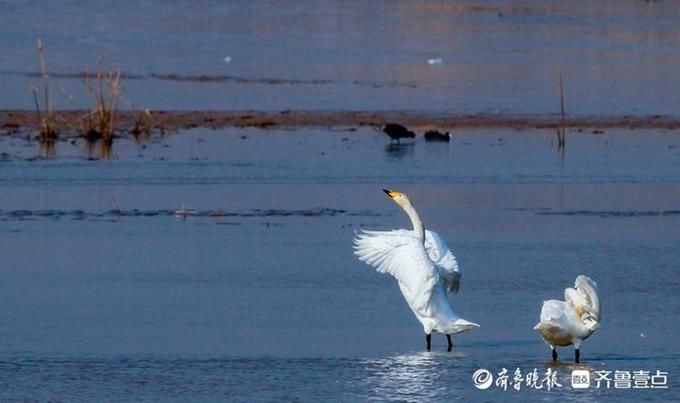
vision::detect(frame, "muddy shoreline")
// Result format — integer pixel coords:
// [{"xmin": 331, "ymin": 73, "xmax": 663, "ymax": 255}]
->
[{"xmin": 1, "ymin": 110, "xmax": 679, "ymax": 136}]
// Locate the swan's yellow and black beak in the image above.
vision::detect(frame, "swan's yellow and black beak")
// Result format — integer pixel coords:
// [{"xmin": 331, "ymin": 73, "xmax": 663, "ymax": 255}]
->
[{"xmin": 382, "ymin": 189, "xmax": 401, "ymax": 199}]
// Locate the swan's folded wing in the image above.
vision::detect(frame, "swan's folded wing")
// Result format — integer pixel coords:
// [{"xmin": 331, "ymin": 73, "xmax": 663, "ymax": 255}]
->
[
  {"xmin": 575, "ymin": 275, "xmax": 600, "ymax": 319},
  {"xmin": 539, "ymin": 299, "xmax": 566, "ymax": 323},
  {"xmin": 424, "ymin": 230, "xmax": 461, "ymax": 293},
  {"xmin": 565, "ymin": 287, "xmax": 593, "ymax": 317},
  {"xmin": 353, "ymin": 229, "xmax": 438, "ymax": 314}
]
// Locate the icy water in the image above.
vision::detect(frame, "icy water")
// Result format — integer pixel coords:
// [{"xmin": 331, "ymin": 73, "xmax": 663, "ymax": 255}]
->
[
  {"xmin": 1, "ymin": 127, "xmax": 680, "ymax": 401},
  {"xmin": 2, "ymin": 0, "xmax": 680, "ymax": 114}
]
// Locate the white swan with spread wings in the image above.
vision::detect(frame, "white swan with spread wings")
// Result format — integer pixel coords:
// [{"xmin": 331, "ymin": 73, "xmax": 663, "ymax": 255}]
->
[{"xmin": 353, "ymin": 189, "xmax": 478, "ymax": 351}]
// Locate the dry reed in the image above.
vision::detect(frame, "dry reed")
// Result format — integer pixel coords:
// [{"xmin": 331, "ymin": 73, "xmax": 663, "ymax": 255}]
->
[
  {"xmin": 556, "ymin": 72, "xmax": 566, "ymax": 148},
  {"xmin": 29, "ymin": 39, "xmax": 59, "ymax": 141},
  {"xmin": 81, "ymin": 60, "xmax": 122, "ymax": 142}
]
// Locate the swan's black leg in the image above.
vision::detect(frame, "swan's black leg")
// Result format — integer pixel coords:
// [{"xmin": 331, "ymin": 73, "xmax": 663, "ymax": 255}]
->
[
  {"xmin": 426, "ymin": 334, "xmax": 432, "ymax": 351},
  {"xmin": 575, "ymin": 349, "xmax": 580, "ymax": 363},
  {"xmin": 551, "ymin": 348, "xmax": 558, "ymax": 361},
  {"xmin": 446, "ymin": 334, "xmax": 453, "ymax": 352}
]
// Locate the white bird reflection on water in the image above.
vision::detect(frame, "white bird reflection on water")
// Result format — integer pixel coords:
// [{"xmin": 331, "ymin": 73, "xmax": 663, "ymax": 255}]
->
[{"xmin": 361, "ymin": 352, "xmax": 465, "ymax": 401}]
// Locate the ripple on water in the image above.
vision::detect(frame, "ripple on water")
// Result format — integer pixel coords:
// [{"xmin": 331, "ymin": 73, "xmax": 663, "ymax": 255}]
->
[{"xmin": 0, "ymin": 208, "xmax": 381, "ymax": 222}]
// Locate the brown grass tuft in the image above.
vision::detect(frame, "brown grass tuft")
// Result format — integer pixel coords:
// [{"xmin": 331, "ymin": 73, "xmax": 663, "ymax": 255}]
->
[{"xmin": 80, "ymin": 60, "xmax": 122, "ymax": 142}]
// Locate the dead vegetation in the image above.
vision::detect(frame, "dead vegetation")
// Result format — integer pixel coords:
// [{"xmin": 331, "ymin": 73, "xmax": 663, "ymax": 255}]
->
[
  {"xmin": 556, "ymin": 72, "xmax": 566, "ymax": 149},
  {"xmin": 131, "ymin": 109, "xmax": 154, "ymax": 138},
  {"xmin": 80, "ymin": 62, "xmax": 122, "ymax": 142},
  {"xmin": 26, "ymin": 39, "xmax": 156, "ymax": 158},
  {"xmin": 29, "ymin": 39, "xmax": 60, "ymax": 141}
]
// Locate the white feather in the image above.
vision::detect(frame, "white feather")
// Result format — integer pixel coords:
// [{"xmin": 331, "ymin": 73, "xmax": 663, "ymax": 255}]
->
[
  {"xmin": 424, "ymin": 229, "xmax": 461, "ymax": 293},
  {"xmin": 354, "ymin": 229, "xmax": 438, "ymax": 316},
  {"xmin": 534, "ymin": 275, "xmax": 601, "ymax": 349},
  {"xmin": 353, "ymin": 229, "xmax": 477, "ymax": 335}
]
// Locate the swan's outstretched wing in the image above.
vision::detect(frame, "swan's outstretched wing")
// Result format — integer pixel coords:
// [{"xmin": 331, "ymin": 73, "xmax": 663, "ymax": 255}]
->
[
  {"xmin": 353, "ymin": 229, "xmax": 438, "ymax": 314},
  {"xmin": 424, "ymin": 230, "xmax": 461, "ymax": 294}
]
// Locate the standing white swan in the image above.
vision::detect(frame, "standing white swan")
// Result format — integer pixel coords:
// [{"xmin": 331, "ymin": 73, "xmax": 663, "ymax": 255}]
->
[
  {"xmin": 353, "ymin": 189, "xmax": 479, "ymax": 351},
  {"xmin": 534, "ymin": 275, "xmax": 600, "ymax": 363}
]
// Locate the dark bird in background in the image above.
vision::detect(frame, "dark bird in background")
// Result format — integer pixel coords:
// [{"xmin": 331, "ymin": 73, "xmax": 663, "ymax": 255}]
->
[
  {"xmin": 424, "ymin": 130, "xmax": 451, "ymax": 142},
  {"xmin": 383, "ymin": 123, "xmax": 416, "ymax": 144}
]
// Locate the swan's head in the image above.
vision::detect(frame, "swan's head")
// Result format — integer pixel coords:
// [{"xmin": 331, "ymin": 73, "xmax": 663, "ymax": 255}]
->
[
  {"xmin": 383, "ymin": 189, "xmax": 414, "ymax": 210},
  {"xmin": 582, "ymin": 312, "xmax": 600, "ymax": 332}
]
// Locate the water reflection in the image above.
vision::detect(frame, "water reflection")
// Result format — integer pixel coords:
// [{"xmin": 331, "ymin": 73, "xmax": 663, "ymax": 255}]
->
[
  {"xmin": 39, "ymin": 139, "xmax": 56, "ymax": 158},
  {"xmin": 363, "ymin": 352, "xmax": 457, "ymax": 400},
  {"xmin": 555, "ymin": 128, "xmax": 566, "ymax": 162},
  {"xmin": 86, "ymin": 138, "xmax": 114, "ymax": 160},
  {"xmin": 541, "ymin": 360, "xmax": 596, "ymax": 372},
  {"xmin": 385, "ymin": 143, "xmax": 415, "ymax": 158}
]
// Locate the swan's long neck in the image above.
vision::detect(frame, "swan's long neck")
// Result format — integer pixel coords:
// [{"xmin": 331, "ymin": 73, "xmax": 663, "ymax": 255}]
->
[{"xmin": 402, "ymin": 203, "xmax": 425, "ymax": 242}]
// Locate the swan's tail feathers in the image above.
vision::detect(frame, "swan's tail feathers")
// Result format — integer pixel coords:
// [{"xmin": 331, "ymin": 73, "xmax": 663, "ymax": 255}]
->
[
  {"xmin": 534, "ymin": 321, "xmax": 572, "ymax": 346},
  {"xmin": 534, "ymin": 322, "xmax": 552, "ymax": 341},
  {"xmin": 453, "ymin": 318, "xmax": 480, "ymax": 333},
  {"xmin": 534, "ymin": 321, "xmax": 553, "ymax": 332}
]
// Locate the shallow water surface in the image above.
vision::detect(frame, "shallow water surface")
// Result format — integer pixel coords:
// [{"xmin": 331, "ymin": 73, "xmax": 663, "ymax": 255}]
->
[{"xmin": 1, "ymin": 127, "xmax": 679, "ymax": 400}]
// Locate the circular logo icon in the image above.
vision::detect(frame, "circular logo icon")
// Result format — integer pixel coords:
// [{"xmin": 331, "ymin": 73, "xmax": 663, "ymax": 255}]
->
[{"xmin": 472, "ymin": 369, "xmax": 493, "ymax": 390}]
